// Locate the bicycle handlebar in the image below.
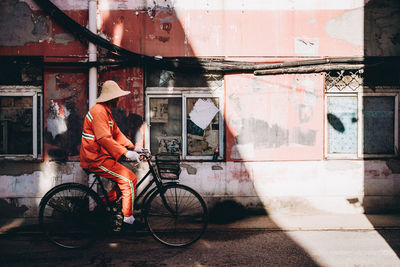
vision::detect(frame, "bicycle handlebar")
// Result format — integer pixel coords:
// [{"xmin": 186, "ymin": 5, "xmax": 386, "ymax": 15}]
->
[
  {"xmin": 119, "ymin": 149, "xmax": 152, "ymax": 163},
  {"xmin": 138, "ymin": 149, "xmax": 152, "ymax": 161}
]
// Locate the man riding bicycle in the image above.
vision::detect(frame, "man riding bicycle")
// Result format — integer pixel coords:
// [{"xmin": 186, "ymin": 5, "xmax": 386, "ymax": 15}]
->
[{"xmin": 80, "ymin": 80, "xmax": 145, "ymax": 225}]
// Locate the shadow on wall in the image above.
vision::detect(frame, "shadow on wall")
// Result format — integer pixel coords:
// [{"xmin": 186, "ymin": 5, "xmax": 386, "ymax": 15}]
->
[
  {"xmin": 363, "ymin": 0, "xmax": 400, "ymax": 257},
  {"xmin": 0, "ymin": 199, "xmax": 28, "ymax": 219},
  {"xmin": 363, "ymin": 1, "xmax": 400, "ymax": 210},
  {"xmin": 95, "ymin": 2, "xmax": 319, "ymax": 264}
]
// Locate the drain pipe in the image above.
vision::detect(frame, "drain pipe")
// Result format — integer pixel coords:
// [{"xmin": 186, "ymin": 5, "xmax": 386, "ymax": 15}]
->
[
  {"xmin": 88, "ymin": 0, "xmax": 97, "ymax": 109},
  {"xmin": 88, "ymin": 0, "xmax": 97, "ymax": 191}
]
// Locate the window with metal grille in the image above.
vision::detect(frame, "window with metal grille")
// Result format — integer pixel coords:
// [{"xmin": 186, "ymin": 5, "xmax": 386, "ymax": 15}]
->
[{"xmin": 325, "ymin": 70, "xmax": 399, "ymax": 159}]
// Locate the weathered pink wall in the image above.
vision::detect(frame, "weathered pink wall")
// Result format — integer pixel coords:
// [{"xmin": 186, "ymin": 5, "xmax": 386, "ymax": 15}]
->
[
  {"xmin": 225, "ymin": 73, "xmax": 324, "ymax": 161},
  {"xmin": 98, "ymin": 9, "xmax": 362, "ymax": 57}
]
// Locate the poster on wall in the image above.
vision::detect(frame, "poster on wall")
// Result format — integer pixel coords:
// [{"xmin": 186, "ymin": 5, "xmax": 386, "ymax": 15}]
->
[
  {"xmin": 156, "ymin": 136, "xmax": 181, "ymax": 154},
  {"xmin": 150, "ymin": 99, "xmax": 169, "ymax": 123}
]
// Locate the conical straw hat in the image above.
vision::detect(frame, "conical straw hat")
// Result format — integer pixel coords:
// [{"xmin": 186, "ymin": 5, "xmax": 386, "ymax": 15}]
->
[{"xmin": 96, "ymin": 80, "xmax": 130, "ymax": 103}]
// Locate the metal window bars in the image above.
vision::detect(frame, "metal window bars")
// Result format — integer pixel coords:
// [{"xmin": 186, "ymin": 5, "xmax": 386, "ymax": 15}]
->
[{"xmin": 325, "ymin": 69, "xmax": 363, "ymax": 92}]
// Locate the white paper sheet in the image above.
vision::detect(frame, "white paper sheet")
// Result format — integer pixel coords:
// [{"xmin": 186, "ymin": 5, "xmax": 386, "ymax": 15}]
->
[{"xmin": 189, "ymin": 99, "xmax": 219, "ymax": 130}]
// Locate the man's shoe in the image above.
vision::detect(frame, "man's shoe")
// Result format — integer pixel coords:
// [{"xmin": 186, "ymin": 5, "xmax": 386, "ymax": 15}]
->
[{"xmin": 123, "ymin": 215, "xmax": 135, "ymax": 224}]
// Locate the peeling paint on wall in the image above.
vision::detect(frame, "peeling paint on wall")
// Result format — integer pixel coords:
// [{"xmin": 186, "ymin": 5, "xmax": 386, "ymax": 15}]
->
[
  {"xmin": 325, "ymin": 8, "xmax": 363, "ymax": 47},
  {"xmin": 0, "ymin": 0, "xmax": 51, "ymax": 46},
  {"xmin": 364, "ymin": 0, "xmax": 400, "ymax": 56},
  {"xmin": 53, "ymin": 33, "xmax": 75, "ymax": 45},
  {"xmin": 46, "ymin": 100, "xmax": 69, "ymax": 140},
  {"xmin": 181, "ymin": 163, "xmax": 197, "ymax": 175},
  {"xmin": 294, "ymin": 36, "xmax": 319, "ymax": 56},
  {"xmin": 44, "ymin": 72, "xmax": 88, "ymax": 161}
]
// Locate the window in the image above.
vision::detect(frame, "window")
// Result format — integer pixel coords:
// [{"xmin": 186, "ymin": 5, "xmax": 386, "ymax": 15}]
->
[
  {"xmin": 0, "ymin": 86, "xmax": 43, "ymax": 159},
  {"xmin": 325, "ymin": 70, "xmax": 399, "ymax": 159},
  {"xmin": 146, "ymin": 88, "xmax": 224, "ymax": 160}
]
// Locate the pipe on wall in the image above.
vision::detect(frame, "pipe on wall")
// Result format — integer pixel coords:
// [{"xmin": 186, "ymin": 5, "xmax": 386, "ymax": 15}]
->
[{"xmin": 88, "ymin": 0, "xmax": 97, "ymax": 109}]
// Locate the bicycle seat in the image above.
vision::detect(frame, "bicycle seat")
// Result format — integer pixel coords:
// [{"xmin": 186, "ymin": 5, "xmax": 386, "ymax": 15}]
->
[{"xmin": 82, "ymin": 169, "xmax": 103, "ymax": 180}]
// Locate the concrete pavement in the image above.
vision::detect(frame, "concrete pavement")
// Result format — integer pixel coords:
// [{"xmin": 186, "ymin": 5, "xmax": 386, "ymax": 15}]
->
[
  {"xmin": 207, "ymin": 214, "xmax": 400, "ymax": 231},
  {"xmin": 2, "ymin": 214, "xmax": 400, "ymax": 235}
]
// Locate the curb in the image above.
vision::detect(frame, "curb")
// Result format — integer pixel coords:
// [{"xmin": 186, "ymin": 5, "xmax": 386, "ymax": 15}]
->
[{"xmin": 2, "ymin": 214, "xmax": 400, "ymax": 235}]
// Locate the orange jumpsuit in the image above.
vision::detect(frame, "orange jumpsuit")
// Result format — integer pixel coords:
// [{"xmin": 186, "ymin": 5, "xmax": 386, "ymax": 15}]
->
[{"xmin": 80, "ymin": 103, "xmax": 137, "ymax": 217}]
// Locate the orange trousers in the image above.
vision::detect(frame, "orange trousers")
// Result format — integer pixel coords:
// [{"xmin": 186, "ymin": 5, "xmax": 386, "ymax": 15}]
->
[{"xmin": 88, "ymin": 159, "xmax": 137, "ymax": 217}]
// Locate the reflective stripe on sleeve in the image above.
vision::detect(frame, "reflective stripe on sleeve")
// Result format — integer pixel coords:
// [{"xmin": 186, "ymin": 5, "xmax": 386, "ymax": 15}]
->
[
  {"xmin": 86, "ymin": 111, "xmax": 93, "ymax": 122},
  {"xmin": 82, "ymin": 132, "xmax": 95, "ymax": 140}
]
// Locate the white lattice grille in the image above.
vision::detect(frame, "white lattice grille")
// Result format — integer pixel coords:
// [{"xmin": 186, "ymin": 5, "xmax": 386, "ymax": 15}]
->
[{"xmin": 325, "ymin": 69, "xmax": 363, "ymax": 92}]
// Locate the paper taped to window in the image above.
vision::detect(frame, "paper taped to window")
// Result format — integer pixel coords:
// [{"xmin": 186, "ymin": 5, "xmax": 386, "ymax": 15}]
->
[{"xmin": 189, "ymin": 99, "xmax": 219, "ymax": 130}]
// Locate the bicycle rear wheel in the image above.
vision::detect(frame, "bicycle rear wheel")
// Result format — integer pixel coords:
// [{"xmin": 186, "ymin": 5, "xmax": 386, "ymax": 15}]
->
[
  {"xmin": 38, "ymin": 183, "xmax": 107, "ymax": 249},
  {"xmin": 144, "ymin": 183, "xmax": 208, "ymax": 247}
]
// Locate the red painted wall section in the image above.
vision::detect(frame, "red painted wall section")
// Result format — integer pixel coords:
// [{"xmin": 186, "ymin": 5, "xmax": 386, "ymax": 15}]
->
[
  {"xmin": 0, "ymin": 8, "xmax": 87, "ymax": 59},
  {"xmin": 43, "ymin": 70, "xmax": 88, "ymax": 161},
  {"xmin": 225, "ymin": 74, "xmax": 324, "ymax": 161},
  {"xmin": 98, "ymin": 9, "xmax": 362, "ymax": 57},
  {"xmin": 99, "ymin": 67, "xmax": 145, "ymax": 147}
]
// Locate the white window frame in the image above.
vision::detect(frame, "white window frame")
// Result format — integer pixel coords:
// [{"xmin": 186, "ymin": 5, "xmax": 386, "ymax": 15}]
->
[
  {"xmin": 0, "ymin": 86, "xmax": 43, "ymax": 160},
  {"xmin": 325, "ymin": 91, "xmax": 399, "ymax": 159},
  {"xmin": 145, "ymin": 87, "xmax": 224, "ymax": 160}
]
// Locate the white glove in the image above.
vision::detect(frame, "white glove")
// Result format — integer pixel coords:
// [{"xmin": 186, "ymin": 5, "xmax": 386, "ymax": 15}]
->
[{"xmin": 125, "ymin": 150, "xmax": 140, "ymax": 162}]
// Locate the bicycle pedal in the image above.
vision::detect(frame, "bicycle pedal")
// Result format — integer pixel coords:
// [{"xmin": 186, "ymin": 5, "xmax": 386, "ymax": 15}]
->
[{"xmin": 112, "ymin": 226, "xmax": 122, "ymax": 232}]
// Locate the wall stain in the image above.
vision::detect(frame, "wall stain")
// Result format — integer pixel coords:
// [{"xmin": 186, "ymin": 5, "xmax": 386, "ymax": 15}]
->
[
  {"xmin": 44, "ymin": 73, "xmax": 87, "ymax": 161},
  {"xmin": 0, "ymin": 162, "xmax": 41, "ymax": 176},
  {"xmin": 181, "ymin": 163, "xmax": 197, "ymax": 175},
  {"xmin": 0, "ymin": 0, "xmax": 51, "ymax": 46},
  {"xmin": 53, "ymin": 33, "xmax": 75, "ymax": 45},
  {"xmin": 212, "ymin": 165, "xmax": 223, "ymax": 170}
]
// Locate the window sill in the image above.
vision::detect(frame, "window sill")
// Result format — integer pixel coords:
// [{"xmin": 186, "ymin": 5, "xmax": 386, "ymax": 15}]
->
[{"xmin": 0, "ymin": 155, "xmax": 42, "ymax": 162}]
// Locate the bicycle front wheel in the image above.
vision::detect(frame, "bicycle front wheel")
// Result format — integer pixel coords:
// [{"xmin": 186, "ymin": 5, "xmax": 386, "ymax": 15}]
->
[
  {"xmin": 38, "ymin": 183, "xmax": 107, "ymax": 249},
  {"xmin": 144, "ymin": 183, "xmax": 208, "ymax": 247}
]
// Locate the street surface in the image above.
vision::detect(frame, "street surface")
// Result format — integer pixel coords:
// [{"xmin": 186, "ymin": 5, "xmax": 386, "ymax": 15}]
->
[{"xmin": 1, "ymin": 229, "xmax": 400, "ymax": 266}]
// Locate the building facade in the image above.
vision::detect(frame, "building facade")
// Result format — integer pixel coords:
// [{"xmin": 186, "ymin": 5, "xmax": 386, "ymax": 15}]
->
[{"xmin": 1, "ymin": 0, "xmax": 400, "ymax": 224}]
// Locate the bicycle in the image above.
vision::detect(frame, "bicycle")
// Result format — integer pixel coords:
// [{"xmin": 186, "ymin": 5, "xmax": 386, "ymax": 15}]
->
[{"xmin": 38, "ymin": 151, "xmax": 208, "ymax": 249}]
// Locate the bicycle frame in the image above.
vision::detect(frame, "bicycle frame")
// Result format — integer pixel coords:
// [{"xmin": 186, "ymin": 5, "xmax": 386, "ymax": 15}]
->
[
  {"xmin": 88, "ymin": 154, "xmax": 177, "ymax": 213},
  {"xmin": 39, "ymin": 152, "xmax": 207, "ymax": 248}
]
